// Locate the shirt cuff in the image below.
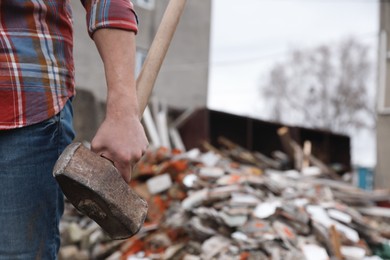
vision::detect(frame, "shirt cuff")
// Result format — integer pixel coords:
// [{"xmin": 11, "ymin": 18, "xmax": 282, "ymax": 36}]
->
[{"xmin": 84, "ymin": 0, "xmax": 139, "ymax": 38}]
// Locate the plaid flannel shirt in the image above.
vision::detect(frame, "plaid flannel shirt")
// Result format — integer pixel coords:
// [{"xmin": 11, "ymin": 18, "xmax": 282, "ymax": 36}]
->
[{"xmin": 0, "ymin": 0, "xmax": 138, "ymax": 129}]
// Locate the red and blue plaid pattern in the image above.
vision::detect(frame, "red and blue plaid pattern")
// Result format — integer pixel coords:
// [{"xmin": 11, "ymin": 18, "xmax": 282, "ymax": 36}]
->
[{"xmin": 0, "ymin": 0, "xmax": 138, "ymax": 129}]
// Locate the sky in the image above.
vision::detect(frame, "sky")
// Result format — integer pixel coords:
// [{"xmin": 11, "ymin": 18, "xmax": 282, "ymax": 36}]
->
[{"xmin": 208, "ymin": 0, "xmax": 379, "ymax": 167}]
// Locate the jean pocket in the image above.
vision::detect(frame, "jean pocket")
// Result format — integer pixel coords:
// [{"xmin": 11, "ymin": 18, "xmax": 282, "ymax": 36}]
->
[
  {"xmin": 58, "ymin": 99, "xmax": 75, "ymax": 154},
  {"xmin": 35, "ymin": 113, "xmax": 61, "ymax": 133}
]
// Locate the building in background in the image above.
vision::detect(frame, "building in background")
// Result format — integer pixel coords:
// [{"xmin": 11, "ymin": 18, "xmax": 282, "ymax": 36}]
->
[
  {"xmin": 134, "ymin": 0, "xmax": 211, "ymax": 109},
  {"xmin": 70, "ymin": 0, "xmax": 211, "ymax": 140},
  {"xmin": 376, "ymin": 1, "xmax": 390, "ymax": 189}
]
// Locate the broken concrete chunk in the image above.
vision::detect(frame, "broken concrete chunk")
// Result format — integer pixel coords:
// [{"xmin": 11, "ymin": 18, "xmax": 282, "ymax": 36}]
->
[
  {"xmin": 230, "ymin": 192, "xmax": 260, "ymax": 206},
  {"xmin": 273, "ymin": 220, "xmax": 298, "ymax": 248},
  {"xmin": 238, "ymin": 219, "xmax": 275, "ymax": 241},
  {"xmin": 328, "ymin": 209, "xmax": 352, "ymax": 224},
  {"xmin": 357, "ymin": 206, "xmax": 390, "ymax": 218},
  {"xmin": 201, "ymin": 236, "xmax": 231, "ymax": 259},
  {"xmin": 241, "ymin": 175, "xmax": 266, "ymax": 186},
  {"xmin": 182, "ymin": 255, "xmax": 201, "ymax": 260},
  {"xmin": 219, "ymin": 211, "xmax": 248, "ymax": 227},
  {"xmin": 59, "ymin": 245, "xmax": 80, "ymax": 260},
  {"xmin": 163, "ymin": 243, "xmax": 186, "ymax": 259},
  {"xmin": 231, "ymin": 231, "xmax": 248, "ymax": 241},
  {"xmin": 301, "ymin": 244, "xmax": 329, "ymax": 260},
  {"xmin": 200, "ymin": 151, "xmax": 221, "ymax": 167},
  {"xmin": 208, "ymin": 185, "xmax": 242, "ymax": 200},
  {"xmin": 59, "ymin": 138, "xmax": 388, "ymax": 259},
  {"xmin": 183, "ymin": 174, "xmax": 198, "ymax": 188},
  {"xmin": 307, "ymin": 205, "xmax": 360, "ymax": 243},
  {"xmin": 253, "ymin": 201, "xmax": 281, "ymax": 219},
  {"xmin": 66, "ymin": 222, "xmax": 85, "ymax": 244},
  {"xmin": 192, "ymin": 207, "xmax": 223, "ymax": 226},
  {"xmin": 335, "ymin": 222, "xmax": 360, "ymax": 243},
  {"xmin": 293, "ymin": 198, "xmax": 309, "ymax": 207},
  {"xmin": 307, "ymin": 205, "xmax": 334, "ymax": 227},
  {"xmin": 280, "ymin": 203, "xmax": 310, "ymax": 224},
  {"xmin": 341, "ymin": 246, "xmax": 366, "ymax": 259},
  {"xmin": 86, "ymin": 229, "xmax": 104, "ymax": 248},
  {"xmin": 126, "ymin": 252, "xmax": 149, "ymax": 260},
  {"xmin": 146, "ymin": 173, "xmax": 173, "ymax": 194},
  {"xmin": 199, "ymin": 166, "xmax": 225, "ymax": 179},
  {"xmin": 183, "ymin": 148, "xmax": 201, "ymax": 160},
  {"xmin": 106, "ymin": 251, "xmax": 122, "ymax": 260},
  {"xmin": 301, "ymin": 166, "xmax": 322, "ymax": 177},
  {"xmin": 188, "ymin": 216, "xmax": 217, "ymax": 238},
  {"xmin": 284, "ymin": 169, "xmax": 301, "ymax": 179},
  {"xmin": 181, "ymin": 188, "xmax": 208, "ymax": 210},
  {"xmin": 223, "ymin": 206, "xmax": 252, "ymax": 216}
]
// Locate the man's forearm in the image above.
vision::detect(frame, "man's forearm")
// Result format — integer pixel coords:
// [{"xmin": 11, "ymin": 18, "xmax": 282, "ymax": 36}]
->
[
  {"xmin": 90, "ymin": 28, "xmax": 148, "ymax": 183},
  {"xmin": 93, "ymin": 29, "xmax": 139, "ymax": 119}
]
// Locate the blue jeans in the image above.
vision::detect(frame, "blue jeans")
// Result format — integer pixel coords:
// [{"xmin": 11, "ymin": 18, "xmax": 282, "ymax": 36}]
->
[{"xmin": 0, "ymin": 100, "xmax": 74, "ymax": 259}]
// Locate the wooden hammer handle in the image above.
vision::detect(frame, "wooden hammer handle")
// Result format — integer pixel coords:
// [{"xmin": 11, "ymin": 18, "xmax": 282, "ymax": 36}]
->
[{"xmin": 136, "ymin": 0, "xmax": 187, "ymax": 119}]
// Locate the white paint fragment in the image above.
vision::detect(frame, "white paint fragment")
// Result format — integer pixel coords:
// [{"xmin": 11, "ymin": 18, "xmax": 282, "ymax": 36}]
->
[
  {"xmin": 254, "ymin": 201, "xmax": 281, "ymax": 219},
  {"xmin": 341, "ymin": 246, "xmax": 366, "ymax": 259},
  {"xmin": 328, "ymin": 209, "xmax": 352, "ymax": 224},
  {"xmin": 301, "ymin": 244, "xmax": 329, "ymax": 260},
  {"xmin": 182, "ymin": 189, "xmax": 208, "ymax": 210},
  {"xmin": 146, "ymin": 173, "xmax": 173, "ymax": 194},
  {"xmin": 199, "ymin": 167, "xmax": 225, "ymax": 179}
]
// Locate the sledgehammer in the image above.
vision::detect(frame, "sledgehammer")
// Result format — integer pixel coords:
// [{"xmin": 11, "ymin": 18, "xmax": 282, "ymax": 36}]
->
[{"xmin": 53, "ymin": 0, "xmax": 187, "ymax": 240}]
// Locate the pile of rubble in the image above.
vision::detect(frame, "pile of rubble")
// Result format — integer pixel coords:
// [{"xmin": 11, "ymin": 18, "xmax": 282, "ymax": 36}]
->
[{"xmin": 59, "ymin": 137, "xmax": 390, "ymax": 260}]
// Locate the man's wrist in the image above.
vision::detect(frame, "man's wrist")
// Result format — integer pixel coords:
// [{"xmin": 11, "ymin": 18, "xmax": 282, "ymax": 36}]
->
[{"xmin": 106, "ymin": 89, "xmax": 140, "ymax": 119}]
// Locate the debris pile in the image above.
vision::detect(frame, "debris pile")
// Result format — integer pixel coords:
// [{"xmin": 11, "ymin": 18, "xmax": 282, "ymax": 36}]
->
[{"xmin": 59, "ymin": 137, "xmax": 390, "ymax": 260}]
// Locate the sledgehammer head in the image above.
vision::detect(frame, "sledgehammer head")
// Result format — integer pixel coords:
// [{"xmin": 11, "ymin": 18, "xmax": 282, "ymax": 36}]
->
[{"xmin": 53, "ymin": 142, "xmax": 148, "ymax": 240}]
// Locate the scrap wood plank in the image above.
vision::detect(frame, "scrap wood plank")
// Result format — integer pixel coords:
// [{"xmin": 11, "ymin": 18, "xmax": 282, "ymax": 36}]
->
[
  {"xmin": 277, "ymin": 127, "xmax": 340, "ymax": 179},
  {"xmin": 171, "ymin": 107, "xmax": 196, "ymax": 129},
  {"xmin": 302, "ymin": 140, "xmax": 312, "ymax": 169},
  {"xmin": 169, "ymin": 127, "xmax": 186, "ymax": 151},
  {"xmin": 330, "ymin": 225, "xmax": 344, "ymax": 260},
  {"xmin": 356, "ymin": 207, "xmax": 390, "ymax": 218},
  {"xmin": 253, "ymin": 151, "xmax": 282, "ymax": 169},
  {"xmin": 217, "ymin": 137, "xmax": 267, "ymax": 168},
  {"xmin": 201, "ymin": 141, "xmax": 226, "ymax": 157},
  {"xmin": 142, "ymin": 106, "xmax": 161, "ymax": 148},
  {"xmin": 277, "ymin": 127, "xmax": 296, "ymax": 164}
]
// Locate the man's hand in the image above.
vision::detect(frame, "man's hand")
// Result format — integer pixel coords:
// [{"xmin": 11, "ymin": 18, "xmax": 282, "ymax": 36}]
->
[
  {"xmin": 91, "ymin": 112, "xmax": 148, "ymax": 183},
  {"xmin": 90, "ymin": 28, "xmax": 148, "ymax": 183}
]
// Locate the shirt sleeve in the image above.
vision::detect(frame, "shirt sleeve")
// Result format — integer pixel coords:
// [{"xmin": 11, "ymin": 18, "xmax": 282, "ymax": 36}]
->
[{"xmin": 80, "ymin": 0, "xmax": 138, "ymax": 38}]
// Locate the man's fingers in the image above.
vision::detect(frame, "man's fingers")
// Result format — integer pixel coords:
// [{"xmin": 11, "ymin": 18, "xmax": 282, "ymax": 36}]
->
[
  {"xmin": 99, "ymin": 153, "xmax": 115, "ymax": 165},
  {"xmin": 95, "ymin": 151, "xmax": 133, "ymax": 183},
  {"xmin": 91, "ymin": 135, "xmax": 146, "ymax": 184},
  {"xmin": 91, "ymin": 138, "xmax": 105, "ymax": 154},
  {"xmin": 116, "ymin": 163, "xmax": 133, "ymax": 183}
]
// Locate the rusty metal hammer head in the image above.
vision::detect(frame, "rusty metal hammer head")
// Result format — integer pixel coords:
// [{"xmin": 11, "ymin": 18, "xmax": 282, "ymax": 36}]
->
[{"xmin": 53, "ymin": 142, "xmax": 148, "ymax": 240}]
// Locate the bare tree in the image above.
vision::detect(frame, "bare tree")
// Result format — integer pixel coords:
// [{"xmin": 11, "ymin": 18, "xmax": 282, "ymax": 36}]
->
[{"xmin": 260, "ymin": 37, "xmax": 375, "ymax": 134}]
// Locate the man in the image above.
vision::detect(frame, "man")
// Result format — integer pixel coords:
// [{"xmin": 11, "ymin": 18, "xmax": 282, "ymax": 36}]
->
[{"xmin": 0, "ymin": 0, "xmax": 148, "ymax": 258}]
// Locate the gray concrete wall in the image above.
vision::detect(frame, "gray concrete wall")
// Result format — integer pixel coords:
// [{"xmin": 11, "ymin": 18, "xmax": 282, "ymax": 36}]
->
[
  {"xmin": 380, "ymin": 2, "xmax": 390, "ymax": 108},
  {"xmin": 134, "ymin": 6, "xmax": 156, "ymax": 50},
  {"xmin": 376, "ymin": 116, "xmax": 390, "ymax": 189},
  {"xmin": 72, "ymin": 89, "xmax": 106, "ymax": 142},
  {"xmin": 376, "ymin": 2, "xmax": 390, "ymax": 189},
  {"xmin": 69, "ymin": 1, "xmax": 211, "ymax": 141},
  {"xmin": 151, "ymin": 0, "xmax": 211, "ymax": 109},
  {"xmin": 70, "ymin": 1, "xmax": 107, "ymax": 101},
  {"xmin": 71, "ymin": 1, "xmax": 211, "ymax": 107}
]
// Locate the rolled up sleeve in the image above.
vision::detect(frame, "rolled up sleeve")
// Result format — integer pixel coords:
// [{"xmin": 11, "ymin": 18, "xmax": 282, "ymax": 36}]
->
[{"xmin": 81, "ymin": 0, "xmax": 138, "ymax": 38}]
